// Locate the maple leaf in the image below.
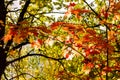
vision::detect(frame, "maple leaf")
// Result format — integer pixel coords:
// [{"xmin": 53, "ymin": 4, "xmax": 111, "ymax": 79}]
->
[{"xmin": 68, "ymin": 2, "xmax": 76, "ymax": 7}]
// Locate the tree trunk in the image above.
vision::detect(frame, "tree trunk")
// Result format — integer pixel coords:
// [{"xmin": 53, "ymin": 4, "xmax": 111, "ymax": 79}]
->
[{"xmin": 0, "ymin": 0, "xmax": 7, "ymax": 79}]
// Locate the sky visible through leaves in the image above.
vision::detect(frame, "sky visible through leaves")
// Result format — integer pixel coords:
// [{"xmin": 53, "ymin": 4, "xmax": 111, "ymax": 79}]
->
[{"xmin": 2, "ymin": 0, "xmax": 120, "ymax": 79}]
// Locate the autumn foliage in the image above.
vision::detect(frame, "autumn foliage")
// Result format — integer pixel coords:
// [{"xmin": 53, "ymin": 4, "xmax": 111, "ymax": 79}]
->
[{"xmin": 1, "ymin": 0, "xmax": 120, "ymax": 80}]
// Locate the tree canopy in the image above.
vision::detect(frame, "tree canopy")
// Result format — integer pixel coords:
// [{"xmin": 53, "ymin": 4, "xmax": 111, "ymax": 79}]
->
[{"xmin": 0, "ymin": 0, "xmax": 120, "ymax": 80}]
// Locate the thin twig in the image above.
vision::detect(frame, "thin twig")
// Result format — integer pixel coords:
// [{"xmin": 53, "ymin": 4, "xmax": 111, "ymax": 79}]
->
[
  {"xmin": 9, "ymin": 73, "xmax": 37, "ymax": 80},
  {"xmin": 83, "ymin": 0, "xmax": 110, "ymax": 30},
  {"xmin": 3, "ymin": 72, "xmax": 8, "ymax": 80},
  {"xmin": 6, "ymin": 0, "xmax": 16, "ymax": 9}
]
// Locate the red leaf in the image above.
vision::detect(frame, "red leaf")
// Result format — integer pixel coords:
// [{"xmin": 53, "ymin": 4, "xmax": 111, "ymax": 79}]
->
[
  {"xmin": 33, "ymin": 31, "xmax": 38, "ymax": 36},
  {"xmin": 69, "ymin": 2, "xmax": 76, "ymax": 7},
  {"xmin": 101, "ymin": 9, "xmax": 109, "ymax": 19},
  {"xmin": 65, "ymin": 38, "xmax": 73, "ymax": 44},
  {"xmin": 85, "ymin": 48, "xmax": 100, "ymax": 56},
  {"xmin": 9, "ymin": 28, "xmax": 18, "ymax": 36},
  {"xmin": 83, "ymin": 34, "xmax": 91, "ymax": 43},
  {"xmin": 37, "ymin": 39, "xmax": 43, "ymax": 45},
  {"xmin": 87, "ymin": 62, "xmax": 94, "ymax": 68},
  {"xmin": 117, "ymin": 24, "xmax": 120, "ymax": 29},
  {"xmin": 65, "ymin": 53, "xmax": 69, "ymax": 59},
  {"xmin": 67, "ymin": 2, "xmax": 76, "ymax": 8},
  {"xmin": 75, "ymin": 43, "xmax": 82, "ymax": 48},
  {"xmin": 103, "ymin": 67, "xmax": 112, "ymax": 72}
]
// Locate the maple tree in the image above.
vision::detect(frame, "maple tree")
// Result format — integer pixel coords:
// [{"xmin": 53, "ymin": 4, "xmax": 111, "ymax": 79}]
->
[{"xmin": 0, "ymin": 0, "xmax": 120, "ymax": 80}]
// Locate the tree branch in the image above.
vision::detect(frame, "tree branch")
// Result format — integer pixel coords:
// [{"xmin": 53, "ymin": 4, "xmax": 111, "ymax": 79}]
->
[
  {"xmin": 5, "ymin": 0, "xmax": 30, "ymax": 53},
  {"xmin": 7, "ymin": 9, "xmax": 21, "ymax": 13},
  {"xmin": 6, "ymin": 0, "xmax": 16, "ymax": 9},
  {"xmin": 83, "ymin": 0, "xmax": 101, "ymax": 20},
  {"xmin": 3, "ymin": 72, "xmax": 8, "ymax": 80},
  {"xmin": 7, "ymin": 50, "xmax": 65, "ymax": 65},
  {"xmin": 17, "ymin": 0, "xmax": 30, "ymax": 23},
  {"xmin": 9, "ymin": 73, "xmax": 37, "ymax": 80},
  {"xmin": 83, "ymin": 0, "xmax": 110, "ymax": 30}
]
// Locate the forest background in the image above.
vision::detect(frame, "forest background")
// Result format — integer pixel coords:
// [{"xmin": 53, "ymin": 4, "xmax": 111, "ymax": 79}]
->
[{"xmin": 0, "ymin": 0, "xmax": 120, "ymax": 80}]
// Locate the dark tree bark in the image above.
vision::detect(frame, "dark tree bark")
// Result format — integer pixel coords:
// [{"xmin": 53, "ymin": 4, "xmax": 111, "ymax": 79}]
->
[
  {"xmin": 0, "ymin": 0, "xmax": 7, "ymax": 79},
  {"xmin": 0, "ymin": 0, "xmax": 30, "ymax": 79}
]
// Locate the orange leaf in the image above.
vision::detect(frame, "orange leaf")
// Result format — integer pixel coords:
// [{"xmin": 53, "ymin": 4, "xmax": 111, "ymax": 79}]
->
[
  {"xmin": 63, "ymin": 23, "xmax": 76, "ymax": 31},
  {"xmin": 71, "ymin": 9, "xmax": 90, "ymax": 14},
  {"xmin": 4, "ymin": 34, "xmax": 12, "ymax": 43},
  {"xmin": 86, "ymin": 28, "xmax": 96, "ymax": 35},
  {"xmin": 83, "ymin": 34, "xmax": 91, "ymax": 43},
  {"xmin": 108, "ymin": 30, "xmax": 115, "ymax": 41},
  {"xmin": 117, "ymin": 24, "xmax": 120, "ymax": 28},
  {"xmin": 13, "ymin": 35, "xmax": 24, "ymax": 44},
  {"xmin": 113, "ymin": 1, "xmax": 120, "ymax": 12},
  {"xmin": 75, "ymin": 43, "xmax": 82, "ymax": 48},
  {"xmin": 65, "ymin": 4, "xmax": 90, "ymax": 18},
  {"xmin": 85, "ymin": 48, "xmax": 100, "ymax": 56},
  {"xmin": 40, "ymin": 26, "xmax": 51, "ymax": 33},
  {"xmin": 9, "ymin": 50, "xmax": 16, "ymax": 55},
  {"xmin": 50, "ymin": 22, "xmax": 64, "ymax": 30},
  {"xmin": 65, "ymin": 53, "xmax": 69, "ymax": 59}
]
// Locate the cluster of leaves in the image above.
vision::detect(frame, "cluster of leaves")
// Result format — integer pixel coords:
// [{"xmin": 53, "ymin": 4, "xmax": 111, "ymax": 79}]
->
[
  {"xmin": 49, "ymin": 1, "xmax": 120, "ymax": 80},
  {"xmin": 3, "ymin": 0, "xmax": 120, "ymax": 80}
]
